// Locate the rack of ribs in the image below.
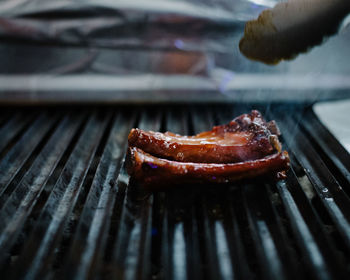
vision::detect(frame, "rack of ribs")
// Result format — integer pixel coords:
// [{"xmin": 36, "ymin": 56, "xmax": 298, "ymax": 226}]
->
[{"xmin": 126, "ymin": 110, "xmax": 290, "ymax": 190}]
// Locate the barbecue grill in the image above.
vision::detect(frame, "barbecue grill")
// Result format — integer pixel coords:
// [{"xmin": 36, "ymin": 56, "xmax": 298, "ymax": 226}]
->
[
  {"xmin": 1, "ymin": 0, "xmax": 350, "ymax": 279},
  {"xmin": 0, "ymin": 104, "xmax": 349, "ymax": 280}
]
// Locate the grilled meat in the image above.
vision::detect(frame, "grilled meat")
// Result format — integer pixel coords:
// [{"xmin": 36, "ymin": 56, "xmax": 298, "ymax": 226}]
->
[
  {"xmin": 128, "ymin": 110, "xmax": 281, "ymax": 163},
  {"xmin": 126, "ymin": 110, "xmax": 289, "ymax": 189},
  {"xmin": 127, "ymin": 147, "xmax": 290, "ymax": 190}
]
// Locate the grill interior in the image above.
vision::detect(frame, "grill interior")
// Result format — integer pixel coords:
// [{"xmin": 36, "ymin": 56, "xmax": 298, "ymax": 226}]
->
[{"xmin": 0, "ymin": 104, "xmax": 350, "ymax": 280}]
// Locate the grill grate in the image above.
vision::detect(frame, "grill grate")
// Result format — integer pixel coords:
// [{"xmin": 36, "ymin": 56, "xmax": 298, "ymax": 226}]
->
[{"xmin": 0, "ymin": 104, "xmax": 349, "ymax": 280}]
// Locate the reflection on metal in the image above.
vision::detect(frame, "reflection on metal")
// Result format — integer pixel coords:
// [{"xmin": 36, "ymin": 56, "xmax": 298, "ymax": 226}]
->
[
  {"xmin": 0, "ymin": 74, "xmax": 350, "ymax": 91},
  {"xmin": 247, "ymin": 0, "xmax": 278, "ymax": 8},
  {"xmin": 0, "ymin": 74, "xmax": 349, "ymax": 103}
]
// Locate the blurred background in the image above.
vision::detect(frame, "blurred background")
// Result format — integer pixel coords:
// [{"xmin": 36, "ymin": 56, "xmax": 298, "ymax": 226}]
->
[{"xmin": 0, "ymin": 0, "xmax": 349, "ymax": 103}]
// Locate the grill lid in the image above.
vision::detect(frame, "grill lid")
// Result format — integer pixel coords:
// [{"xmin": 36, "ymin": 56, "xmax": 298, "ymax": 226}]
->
[{"xmin": 0, "ymin": 104, "xmax": 349, "ymax": 279}]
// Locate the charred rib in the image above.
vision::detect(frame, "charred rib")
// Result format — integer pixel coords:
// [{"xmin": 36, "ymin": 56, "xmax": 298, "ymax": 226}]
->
[
  {"xmin": 127, "ymin": 147, "xmax": 290, "ymax": 190},
  {"xmin": 128, "ymin": 110, "xmax": 280, "ymax": 163}
]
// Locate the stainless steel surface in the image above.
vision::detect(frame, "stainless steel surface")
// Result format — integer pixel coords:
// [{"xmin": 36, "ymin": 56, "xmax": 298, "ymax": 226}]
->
[
  {"xmin": 0, "ymin": 74, "xmax": 349, "ymax": 104},
  {"xmin": 314, "ymin": 99, "xmax": 350, "ymax": 152}
]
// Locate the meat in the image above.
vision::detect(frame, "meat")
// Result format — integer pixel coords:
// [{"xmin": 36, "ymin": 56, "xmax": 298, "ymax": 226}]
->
[
  {"xmin": 128, "ymin": 110, "xmax": 281, "ymax": 163},
  {"xmin": 127, "ymin": 147, "xmax": 290, "ymax": 190},
  {"xmin": 126, "ymin": 110, "xmax": 290, "ymax": 190}
]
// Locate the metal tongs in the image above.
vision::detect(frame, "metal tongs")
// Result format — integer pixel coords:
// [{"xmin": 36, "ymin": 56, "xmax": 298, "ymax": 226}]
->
[{"xmin": 239, "ymin": 0, "xmax": 350, "ymax": 64}]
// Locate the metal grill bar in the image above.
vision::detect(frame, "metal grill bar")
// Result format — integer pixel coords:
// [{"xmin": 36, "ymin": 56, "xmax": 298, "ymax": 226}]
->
[
  {"xmin": 301, "ymin": 110, "xmax": 350, "ymax": 193},
  {"xmin": 61, "ymin": 111, "xmax": 136, "ymax": 280},
  {"xmin": 225, "ymin": 193, "xmax": 253, "ymax": 279},
  {"xmin": 0, "ymin": 112, "xmax": 34, "ymax": 154},
  {"xmin": 109, "ymin": 109, "xmax": 158, "ymax": 280},
  {"xmin": 0, "ymin": 105, "xmax": 349, "ymax": 280},
  {"xmin": 0, "ymin": 112, "xmax": 58, "ymax": 197},
  {"xmin": 0, "ymin": 113, "xmax": 83, "ymax": 265},
  {"xmin": 244, "ymin": 184, "xmax": 290, "ymax": 280},
  {"xmin": 274, "ymin": 112, "xmax": 350, "ymax": 251},
  {"xmin": 9, "ymin": 111, "xmax": 109, "ymax": 279}
]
